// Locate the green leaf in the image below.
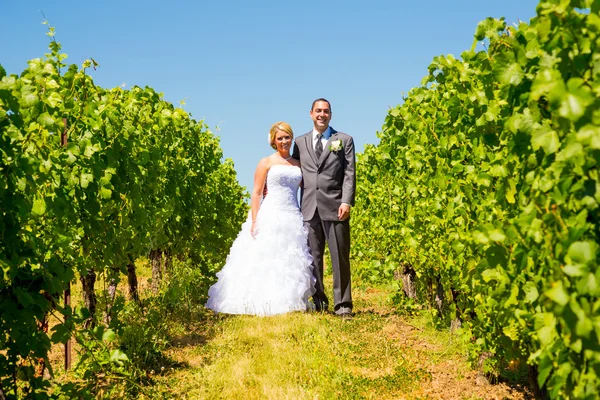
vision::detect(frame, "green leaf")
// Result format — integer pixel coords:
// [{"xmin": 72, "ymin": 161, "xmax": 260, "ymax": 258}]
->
[
  {"xmin": 537, "ymin": 354, "xmax": 553, "ymax": 387},
  {"xmin": 45, "ymin": 78, "xmax": 59, "ymax": 89},
  {"xmin": 559, "ymin": 78, "xmax": 594, "ymax": 122},
  {"xmin": 66, "ymin": 143, "xmax": 79, "ymax": 164},
  {"xmin": 37, "ymin": 112, "xmax": 55, "ymax": 127},
  {"xmin": 530, "ymin": 69, "xmax": 565, "ymax": 101},
  {"xmin": 80, "ymin": 173, "xmax": 93, "ymax": 188},
  {"xmin": 575, "ymin": 316, "xmax": 593, "ymax": 338},
  {"xmin": 495, "ymin": 58, "xmax": 524, "ymax": 86},
  {"xmin": 502, "ymin": 323, "xmax": 519, "ymax": 340},
  {"xmin": 576, "ymin": 124, "xmax": 600, "ymax": 149},
  {"xmin": 43, "ymin": 63, "xmax": 56, "ymax": 75},
  {"xmin": 16, "ymin": 178, "xmax": 27, "ymax": 192},
  {"xmin": 577, "ymin": 273, "xmax": 598, "ymax": 296},
  {"xmin": 563, "ymin": 264, "xmax": 585, "ymax": 277},
  {"xmin": 556, "ymin": 142, "xmax": 584, "ymax": 166},
  {"xmin": 567, "ymin": 241, "xmax": 596, "ymax": 265},
  {"xmin": 84, "ymin": 142, "xmax": 101, "ymax": 157},
  {"xmin": 0, "ymin": 75, "xmax": 17, "ymax": 90},
  {"xmin": 489, "ymin": 164, "xmax": 508, "ymax": 178},
  {"xmin": 538, "ymin": 325, "xmax": 556, "ymax": 346},
  {"xmin": 100, "ymin": 187, "xmax": 112, "ymax": 199},
  {"xmin": 32, "ymin": 197, "xmax": 47, "ymax": 216},
  {"xmin": 109, "ymin": 349, "xmax": 129, "ymax": 366},
  {"xmin": 76, "ymin": 307, "xmax": 91, "ymax": 320},
  {"xmin": 50, "ymin": 323, "xmax": 71, "ymax": 344},
  {"xmin": 531, "ymin": 125, "xmax": 560, "ymax": 154},
  {"xmin": 481, "ymin": 268, "xmax": 503, "ymax": 283},
  {"xmin": 45, "ymin": 92, "xmax": 63, "ymax": 108},
  {"xmin": 473, "ymin": 231, "xmax": 489, "ymax": 244},
  {"xmin": 523, "ymin": 281, "xmax": 539, "ymax": 303},
  {"xmin": 488, "ymin": 229, "xmax": 506, "ymax": 242},
  {"xmin": 14, "ymin": 288, "xmax": 35, "ymax": 306},
  {"xmin": 504, "ymin": 284, "xmax": 519, "ymax": 307},
  {"xmin": 39, "ymin": 158, "xmax": 52, "ymax": 173},
  {"xmin": 476, "ymin": 173, "xmax": 492, "ymax": 187},
  {"xmin": 474, "ymin": 17, "xmax": 505, "ymax": 41},
  {"xmin": 102, "ymin": 329, "xmax": 116, "ymax": 342},
  {"xmin": 505, "ymin": 179, "xmax": 517, "ymax": 204},
  {"xmin": 545, "ymin": 281, "xmax": 569, "ymax": 306},
  {"xmin": 21, "ymin": 86, "xmax": 39, "ymax": 107}
]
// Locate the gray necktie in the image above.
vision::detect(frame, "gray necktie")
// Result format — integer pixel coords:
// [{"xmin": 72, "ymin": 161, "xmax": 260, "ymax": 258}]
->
[{"xmin": 315, "ymin": 134, "xmax": 323, "ymax": 159}]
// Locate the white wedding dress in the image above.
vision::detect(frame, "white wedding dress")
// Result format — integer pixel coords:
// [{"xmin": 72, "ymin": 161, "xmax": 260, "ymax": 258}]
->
[{"xmin": 205, "ymin": 164, "xmax": 316, "ymax": 316}]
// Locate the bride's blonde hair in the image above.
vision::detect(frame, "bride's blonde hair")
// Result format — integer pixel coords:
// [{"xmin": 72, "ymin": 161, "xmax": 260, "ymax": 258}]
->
[{"xmin": 269, "ymin": 122, "xmax": 294, "ymax": 150}]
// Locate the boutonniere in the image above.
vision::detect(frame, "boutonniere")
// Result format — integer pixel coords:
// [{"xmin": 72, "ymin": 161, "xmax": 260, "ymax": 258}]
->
[{"xmin": 329, "ymin": 139, "xmax": 343, "ymax": 152}]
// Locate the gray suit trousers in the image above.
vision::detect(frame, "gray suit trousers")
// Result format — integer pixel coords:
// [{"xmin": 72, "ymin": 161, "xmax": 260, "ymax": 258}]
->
[{"xmin": 305, "ymin": 209, "xmax": 352, "ymax": 314}]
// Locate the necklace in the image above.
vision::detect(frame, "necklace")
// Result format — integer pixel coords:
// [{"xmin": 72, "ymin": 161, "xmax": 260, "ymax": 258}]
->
[{"xmin": 276, "ymin": 153, "xmax": 292, "ymax": 161}]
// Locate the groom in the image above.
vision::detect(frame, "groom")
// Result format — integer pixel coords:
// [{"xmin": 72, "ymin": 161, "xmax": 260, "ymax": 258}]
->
[{"xmin": 292, "ymin": 98, "xmax": 356, "ymax": 318}]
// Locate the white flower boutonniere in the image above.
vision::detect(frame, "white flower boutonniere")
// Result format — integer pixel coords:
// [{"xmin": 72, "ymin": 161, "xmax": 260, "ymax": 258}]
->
[{"xmin": 329, "ymin": 139, "xmax": 343, "ymax": 152}]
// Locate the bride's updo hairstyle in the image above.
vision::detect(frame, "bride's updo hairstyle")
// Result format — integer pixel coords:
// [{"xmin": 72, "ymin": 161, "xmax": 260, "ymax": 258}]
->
[{"xmin": 269, "ymin": 121, "xmax": 294, "ymax": 150}]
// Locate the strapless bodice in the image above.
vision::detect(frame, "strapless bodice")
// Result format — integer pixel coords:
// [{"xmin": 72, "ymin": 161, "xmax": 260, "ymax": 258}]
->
[{"xmin": 262, "ymin": 164, "xmax": 301, "ymax": 211}]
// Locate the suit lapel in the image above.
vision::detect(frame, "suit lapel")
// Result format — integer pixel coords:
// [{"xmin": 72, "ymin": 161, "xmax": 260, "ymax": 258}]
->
[
  {"xmin": 305, "ymin": 133, "xmax": 318, "ymax": 165},
  {"xmin": 318, "ymin": 128, "xmax": 338, "ymax": 166}
]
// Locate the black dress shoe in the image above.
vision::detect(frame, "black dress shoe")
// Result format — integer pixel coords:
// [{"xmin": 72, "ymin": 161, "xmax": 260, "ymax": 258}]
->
[
  {"xmin": 313, "ymin": 300, "xmax": 329, "ymax": 312},
  {"xmin": 337, "ymin": 311, "xmax": 353, "ymax": 320}
]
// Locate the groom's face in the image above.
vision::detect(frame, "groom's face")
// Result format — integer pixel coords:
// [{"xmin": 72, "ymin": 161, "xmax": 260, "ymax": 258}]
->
[{"xmin": 310, "ymin": 101, "xmax": 331, "ymax": 131}]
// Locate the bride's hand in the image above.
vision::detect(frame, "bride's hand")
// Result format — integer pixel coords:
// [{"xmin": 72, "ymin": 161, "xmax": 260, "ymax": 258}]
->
[{"xmin": 251, "ymin": 221, "xmax": 258, "ymax": 238}]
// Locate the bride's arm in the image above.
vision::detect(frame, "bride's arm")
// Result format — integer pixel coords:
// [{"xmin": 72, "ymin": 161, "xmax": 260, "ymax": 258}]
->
[
  {"xmin": 291, "ymin": 159, "xmax": 302, "ymax": 188},
  {"xmin": 251, "ymin": 158, "xmax": 269, "ymax": 236}
]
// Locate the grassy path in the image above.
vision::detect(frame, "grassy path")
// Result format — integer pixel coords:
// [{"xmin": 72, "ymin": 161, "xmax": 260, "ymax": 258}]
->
[{"xmin": 143, "ymin": 282, "xmax": 531, "ymax": 400}]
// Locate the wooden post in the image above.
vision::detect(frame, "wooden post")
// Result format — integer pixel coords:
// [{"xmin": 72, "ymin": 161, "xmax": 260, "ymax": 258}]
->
[
  {"xmin": 62, "ymin": 117, "xmax": 72, "ymax": 370},
  {"xmin": 64, "ymin": 285, "xmax": 71, "ymax": 370}
]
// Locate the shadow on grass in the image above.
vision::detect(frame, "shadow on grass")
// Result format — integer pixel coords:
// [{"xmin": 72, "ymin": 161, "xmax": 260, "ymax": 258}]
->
[
  {"xmin": 154, "ymin": 309, "xmax": 238, "ymax": 375},
  {"xmin": 352, "ymin": 308, "xmax": 396, "ymax": 318}
]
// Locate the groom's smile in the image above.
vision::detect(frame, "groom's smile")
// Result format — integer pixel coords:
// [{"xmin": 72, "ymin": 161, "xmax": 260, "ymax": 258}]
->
[{"xmin": 310, "ymin": 100, "xmax": 332, "ymax": 132}]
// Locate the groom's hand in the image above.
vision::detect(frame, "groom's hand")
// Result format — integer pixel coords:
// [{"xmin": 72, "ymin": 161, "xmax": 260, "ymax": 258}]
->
[{"xmin": 338, "ymin": 204, "xmax": 351, "ymax": 221}]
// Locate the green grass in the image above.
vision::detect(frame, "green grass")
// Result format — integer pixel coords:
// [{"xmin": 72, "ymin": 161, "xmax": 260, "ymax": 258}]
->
[
  {"xmin": 149, "ymin": 309, "xmax": 429, "ymax": 399},
  {"xmin": 49, "ymin": 263, "xmax": 531, "ymax": 400}
]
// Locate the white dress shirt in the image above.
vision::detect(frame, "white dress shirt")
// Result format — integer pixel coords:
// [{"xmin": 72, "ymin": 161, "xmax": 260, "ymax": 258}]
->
[{"xmin": 312, "ymin": 127, "xmax": 331, "ymax": 151}]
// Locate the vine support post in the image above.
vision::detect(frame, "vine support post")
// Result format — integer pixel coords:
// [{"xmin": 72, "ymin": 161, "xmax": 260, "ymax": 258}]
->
[
  {"xmin": 150, "ymin": 249, "xmax": 163, "ymax": 295},
  {"xmin": 127, "ymin": 255, "xmax": 140, "ymax": 304},
  {"xmin": 62, "ymin": 117, "xmax": 72, "ymax": 371},
  {"xmin": 64, "ymin": 286, "xmax": 71, "ymax": 371}
]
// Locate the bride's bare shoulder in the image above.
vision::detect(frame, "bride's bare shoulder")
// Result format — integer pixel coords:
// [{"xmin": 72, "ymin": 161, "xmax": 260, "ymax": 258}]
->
[{"xmin": 256, "ymin": 156, "xmax": 273, "ymax": 171}]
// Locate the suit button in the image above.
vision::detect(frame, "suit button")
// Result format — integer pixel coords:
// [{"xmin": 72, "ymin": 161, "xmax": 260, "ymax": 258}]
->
[{"xmin": 316, "ymin": 187, "xmax": 319, "ymax": 190}]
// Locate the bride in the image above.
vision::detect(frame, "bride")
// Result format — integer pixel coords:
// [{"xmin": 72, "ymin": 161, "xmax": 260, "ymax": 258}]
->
[{"xmin": 205, "ymin": 122, "xmax": 316, "ymax": 316}]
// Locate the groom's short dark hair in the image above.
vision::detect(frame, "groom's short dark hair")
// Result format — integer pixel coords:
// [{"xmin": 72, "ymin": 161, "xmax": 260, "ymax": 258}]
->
[{"xmin": 311, "ymin": 98, "xmax": 331, "ymax": 112}]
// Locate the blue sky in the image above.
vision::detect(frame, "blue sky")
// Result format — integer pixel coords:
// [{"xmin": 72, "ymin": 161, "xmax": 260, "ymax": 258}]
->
[{"xmin": 2, "ymin": 0, "xmax": 538, "ymax": 193}]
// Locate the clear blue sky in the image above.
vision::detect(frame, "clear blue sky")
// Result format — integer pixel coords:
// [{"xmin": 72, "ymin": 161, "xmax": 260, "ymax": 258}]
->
[{"xmin": 2, "ymin": 0, "xmax": 537, "ymax": 193}]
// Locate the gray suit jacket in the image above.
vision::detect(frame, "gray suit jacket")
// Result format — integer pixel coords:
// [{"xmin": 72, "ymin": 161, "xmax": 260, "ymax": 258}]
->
[{"xmin": 292, "ymin": 127, "xmax": 356, "ymax": 221}]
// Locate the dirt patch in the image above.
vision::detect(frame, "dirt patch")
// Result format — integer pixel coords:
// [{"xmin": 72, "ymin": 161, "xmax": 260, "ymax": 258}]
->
[
  {"xmin": 404, "ymin": 356, "xmax": 532, "ymax": 399},
  {"xmin": 379, "ymin": 317, "xmax": 531, "ymax": 397},
  {"xmin": 351, "ymin": 285, "xmax": 533, "ymax": 400}
]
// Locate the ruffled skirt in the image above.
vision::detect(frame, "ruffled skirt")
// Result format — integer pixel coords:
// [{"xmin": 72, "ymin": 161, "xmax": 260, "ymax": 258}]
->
[{"xmin": 205, "ymin": 204, "xmax": 315, "ymax": 316}]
